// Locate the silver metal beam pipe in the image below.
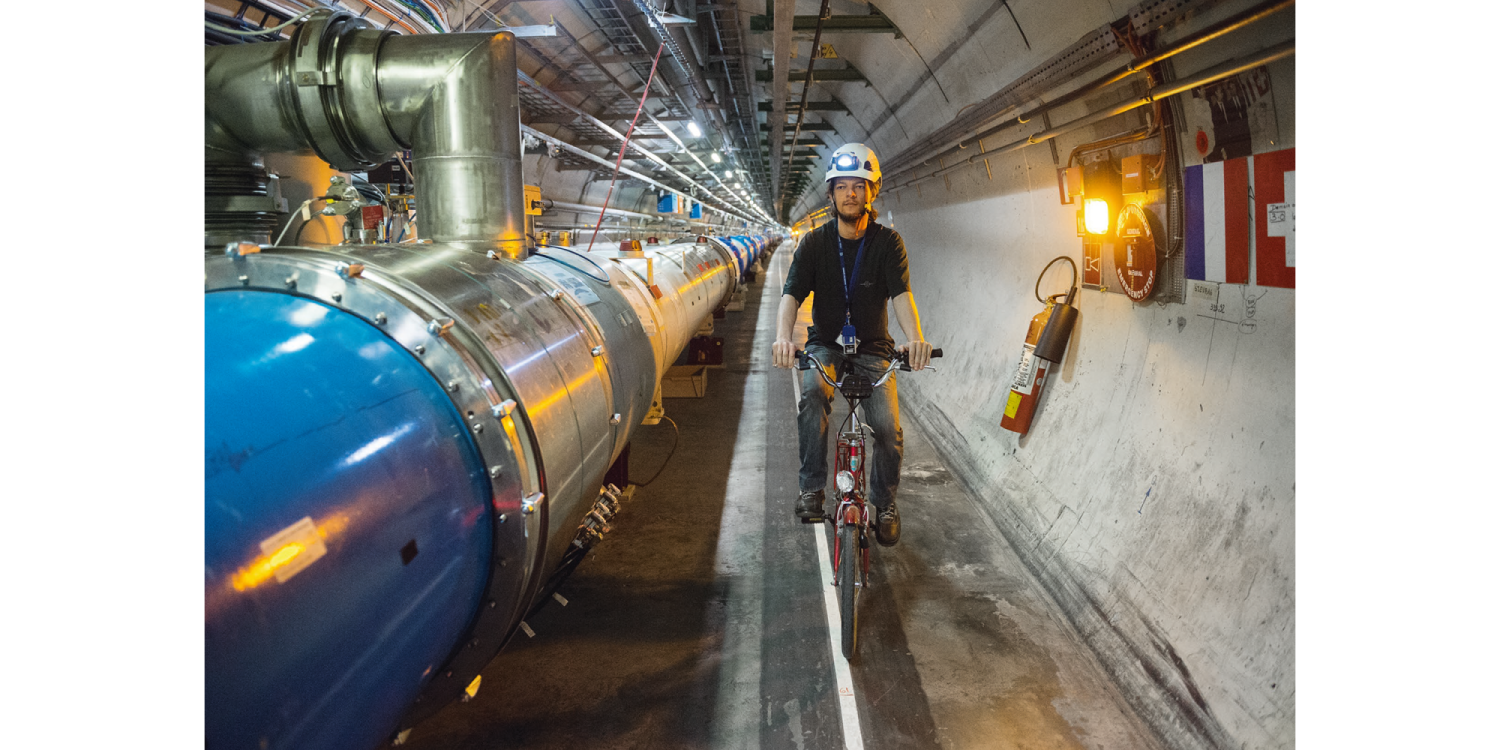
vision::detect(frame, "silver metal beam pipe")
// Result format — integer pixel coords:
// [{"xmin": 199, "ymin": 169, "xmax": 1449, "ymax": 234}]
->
[
  {"xmin": 205, "ymin": 230, "xmax": 750, "ymax": 747},
  {"xmin": 884, "ymin": 40, "xmax": 1295, "ymax": 193},
  {"xmin": 205, "ymin": 13, "xmax": 527, "ymax": 256}
]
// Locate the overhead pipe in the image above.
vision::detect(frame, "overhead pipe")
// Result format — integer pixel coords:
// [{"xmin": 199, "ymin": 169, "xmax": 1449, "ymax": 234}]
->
[
  {"xmin": 885, "ymin": 40, "xmax": 1295, "ymax": 193},
  {"xmin": 545, "ymin": 20, "xmax": 740, "ymax": 208},
  {"xmin": 697, "ymin": 1, "xmax": 772, "ymax": 207},
  {"xmin": 205, "ymin": 14, "xmax": 526, "ymax": 256},
  {"xmin": 618, "ymin": 0, "xmax": 775, "ymax": 222},
  {"xmin": 631, "ymin": 0, "xmax": 730, "ymax": 137},
  {"xmin": 523, "ymin": 125, "xmax": 767, "ymax": 228},
  {"xmin": 884, "ymin": 0, "xmax": 1294, "ymax": 181},
  {"xmin": 606, "ymin": 0, "xmax": 723, "ymax": 135},
  {"xmin": 517, "ymin": 68, "xmax": 762, "ymax": 222}
]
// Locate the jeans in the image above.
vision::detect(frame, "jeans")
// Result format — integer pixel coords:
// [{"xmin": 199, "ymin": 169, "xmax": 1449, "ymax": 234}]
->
[{"xmin": 797, "ymin": 341, "xmax": 903, "ymax": 509}]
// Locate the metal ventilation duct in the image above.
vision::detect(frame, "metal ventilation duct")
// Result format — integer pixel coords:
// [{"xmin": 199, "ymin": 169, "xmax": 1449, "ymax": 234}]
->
[{"xmin": 204, "ymin": 14, "xmax": 526, "ymax": 257}]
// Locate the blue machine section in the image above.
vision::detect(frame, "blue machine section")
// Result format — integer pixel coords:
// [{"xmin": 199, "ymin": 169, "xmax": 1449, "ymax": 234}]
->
[
  {"xmin": 205, "ymin": 290, "xmax": 493, "ymax": 750},
  {"xmin": 710, "ymin": 236, "xmax": 746, "ymax": 275}
]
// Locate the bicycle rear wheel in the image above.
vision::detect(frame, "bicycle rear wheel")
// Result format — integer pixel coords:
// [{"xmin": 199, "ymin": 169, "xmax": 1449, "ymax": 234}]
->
[{"xmin": 839, "ymin": 521, "xmax": 860, "ymax": 658}]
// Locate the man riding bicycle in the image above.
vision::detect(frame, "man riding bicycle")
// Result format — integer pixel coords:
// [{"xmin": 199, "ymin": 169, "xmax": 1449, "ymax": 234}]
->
[{"xmin": 771, "ymin": 143, "xmax": 933, "ymax": 546}]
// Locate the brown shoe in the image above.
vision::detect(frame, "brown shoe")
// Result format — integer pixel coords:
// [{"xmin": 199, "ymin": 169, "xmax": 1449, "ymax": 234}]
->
[
  {"xmin": 796, "ymin": 490, "xmax": 826, "ymax": 522},
  {"xmin": 875, "ymin": 500, "xmax": 900, "ymax": 546}
]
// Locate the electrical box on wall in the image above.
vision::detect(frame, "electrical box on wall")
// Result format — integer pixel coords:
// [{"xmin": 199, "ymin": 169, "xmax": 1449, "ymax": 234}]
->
[
  {"xmin": 523, "ymin": 184, "xmax": 543, "ymax": 216},
  {"xmin": 1121, "ymin": 154, "xmax": 1145, "ymax": 195},
  {"xmin": 1073, "ymin": 152, "xmax": 1183, "ymax": 304},
  {"xmin": 1056, "ymin": 165, "xmax": 1083, "ymax": 205}
]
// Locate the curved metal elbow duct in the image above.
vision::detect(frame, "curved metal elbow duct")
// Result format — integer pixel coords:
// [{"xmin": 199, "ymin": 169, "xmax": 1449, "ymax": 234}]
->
[{"xmin": 204, "ymin": 15, "xmax": 526, "ymax": 256}]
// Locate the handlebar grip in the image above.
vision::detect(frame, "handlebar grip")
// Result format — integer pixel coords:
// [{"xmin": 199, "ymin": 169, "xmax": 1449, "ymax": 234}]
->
[{"xmin": 897, "ymin": 346, "xmax": 941, "ymax": 371}]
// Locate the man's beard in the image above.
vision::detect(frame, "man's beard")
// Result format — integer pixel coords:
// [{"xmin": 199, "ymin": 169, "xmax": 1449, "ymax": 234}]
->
[{"xmin": 835, "ymin": 200, "xmax": 868, "ymax": 224}]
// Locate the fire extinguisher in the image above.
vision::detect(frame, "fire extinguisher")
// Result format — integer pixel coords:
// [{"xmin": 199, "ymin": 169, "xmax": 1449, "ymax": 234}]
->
[{"xmin": 1001, "ymin": 256, "xmax": 1080, "ymax": 435}]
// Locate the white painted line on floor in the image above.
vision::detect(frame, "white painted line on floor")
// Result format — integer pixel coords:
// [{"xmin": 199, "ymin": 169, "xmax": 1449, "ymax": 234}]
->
[
  {"xmin": 769, "ymin": 248, "xmax": 865, "ymax": 750},
  {"xmin": 812, "ymin": 524, "xmax": 865, "ymax": 750}
]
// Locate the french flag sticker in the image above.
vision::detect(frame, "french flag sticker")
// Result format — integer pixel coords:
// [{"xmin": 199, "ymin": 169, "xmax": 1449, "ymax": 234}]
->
[{"xmin": 1184, "ymin": 157, "xmax": 1251, "ymax": 284}]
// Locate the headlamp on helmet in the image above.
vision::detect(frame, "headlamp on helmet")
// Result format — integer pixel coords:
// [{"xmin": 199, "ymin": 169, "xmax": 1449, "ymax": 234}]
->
[{"xmin": 824, "ymin": 143, "xmax": 882, "ymax": 191}]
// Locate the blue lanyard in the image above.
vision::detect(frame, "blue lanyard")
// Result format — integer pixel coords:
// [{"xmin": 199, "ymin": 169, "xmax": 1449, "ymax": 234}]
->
[{"xmin": 836, "ymin": 228, "xmax": 871, "ymax": 325}]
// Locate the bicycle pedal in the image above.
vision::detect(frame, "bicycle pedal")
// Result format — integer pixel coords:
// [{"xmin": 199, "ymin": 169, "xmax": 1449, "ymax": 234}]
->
[{"xmin": 800, "ymin": 515, "xmax": 825, "ymax": 524}]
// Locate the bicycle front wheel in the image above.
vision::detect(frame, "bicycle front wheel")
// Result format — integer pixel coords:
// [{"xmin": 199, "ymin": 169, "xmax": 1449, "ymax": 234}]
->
[{"xmin": 839, "ymin": 521, "xmax": 860, "ymax": 659}]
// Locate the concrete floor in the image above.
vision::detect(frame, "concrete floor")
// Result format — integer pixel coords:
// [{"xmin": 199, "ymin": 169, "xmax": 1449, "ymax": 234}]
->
[{"xmin": 400, "ymin": 248, "xmax": 1162, "ymax": 750}]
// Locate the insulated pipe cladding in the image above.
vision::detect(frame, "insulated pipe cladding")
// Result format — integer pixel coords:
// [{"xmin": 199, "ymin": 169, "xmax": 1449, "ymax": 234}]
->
[
  {"xmin": 205, "ymin": 235, "xmax": 773, "ymax": 750},
  {"xmin": 204, "ymin": 12, "xmax": 786, "ymax": 749}
]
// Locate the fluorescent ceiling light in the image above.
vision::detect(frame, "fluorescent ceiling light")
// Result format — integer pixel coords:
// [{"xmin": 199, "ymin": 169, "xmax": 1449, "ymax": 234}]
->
[
  {"xmin": 711, "ymin": 152, "xmax": 722, "ymax": 163},
  {"xmin": 687, "ymin": 121, "xmax": 702, "ymax": 138}
]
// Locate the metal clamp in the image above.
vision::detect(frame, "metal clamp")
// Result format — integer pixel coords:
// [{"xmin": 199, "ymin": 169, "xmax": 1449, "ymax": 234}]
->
[
  {"xmin": 491, "ymin": 399, "xmax": 517, "ymax": 419},
  {"xmin": 521, "ymin": 492, "xmax": 544, "ymax": 516}
]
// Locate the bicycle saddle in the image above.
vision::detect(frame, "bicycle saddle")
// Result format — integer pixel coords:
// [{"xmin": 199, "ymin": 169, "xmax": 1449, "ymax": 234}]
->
[{"xmin": 838, "ymin": 370, "xmax": 874, "ymax": 400}]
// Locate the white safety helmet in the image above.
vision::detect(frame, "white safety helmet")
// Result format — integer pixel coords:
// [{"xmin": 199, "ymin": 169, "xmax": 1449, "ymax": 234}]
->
[{"xmin": 825, "ymin": 143, "xmax": 882, "ymax": 195}]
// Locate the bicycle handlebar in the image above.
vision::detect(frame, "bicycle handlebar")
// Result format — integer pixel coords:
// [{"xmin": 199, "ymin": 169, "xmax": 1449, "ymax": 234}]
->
[{"xmin": 794, "ymin": 347, "xmax": 943, "ymax": 392}]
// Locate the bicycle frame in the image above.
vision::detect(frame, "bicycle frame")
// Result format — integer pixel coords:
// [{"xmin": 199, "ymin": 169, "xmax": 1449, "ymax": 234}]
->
[
  {"xmin": 832, "ymin": 397, "xmax": 872, "ymax": 593},
  {"xmin": 797, "ymin": 346, "xmax": 939, "ymax": 658},
  {"xmin": 802, "ymin": 354, "xmax": 906, "ymax": 592}
]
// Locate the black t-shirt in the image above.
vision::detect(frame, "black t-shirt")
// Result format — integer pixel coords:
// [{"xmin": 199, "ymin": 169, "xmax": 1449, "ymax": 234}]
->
[{"xmin": 782, "ymin": 220, "xmax": 911, "ymax": 359}]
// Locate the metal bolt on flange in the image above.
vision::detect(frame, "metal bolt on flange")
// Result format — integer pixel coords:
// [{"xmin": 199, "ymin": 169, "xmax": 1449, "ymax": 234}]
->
[
  {"xmin": 284, "ymin": 276, "xmax": 298, "ymax": 289},
  {"xmin": 331, "ymin": 292, "xmax": 342, "ymax": 302},
  {"xmin": 471, "ymin": 422, "xmax": 483, "ymax": 434},
  {"xmin": 428, "ymin": 317, "xmax": 454, "ymax": 335},
  {"xmin": 610, "ymin": 413, "xmax": 622, "ymax": 425},
  {"xmin": 374, "ymin": 312, "xmax": 387, "ymax": 325},
  {"xmin": 489, "ymin": 465, "xmax": 503, "ymax": 478},
  {"xmin": 591, "ymin": 346, "xmax": 603, "ymax": 357},
  {"xmin": 413, "ymin": 345, "xmax": 426, "ymax": 355},
  {"xmin": 335, "ymin": 262, "xmax": 365, "ymax": 279},
  {"xmin": 238, "ymin": 275, "xmax": 250, "ymax": 286},
  {"xmin": 447, "ymin": 380, "xmax": 460, "ymax": 392},
  {"xmin": 549, "ymin": 290, "xmax": 564, "ymax": 301}
]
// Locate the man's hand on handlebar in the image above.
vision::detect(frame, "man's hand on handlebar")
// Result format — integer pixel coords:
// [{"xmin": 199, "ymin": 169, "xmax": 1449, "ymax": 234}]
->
[
  {"xmin": 772, "ymin": 338, "xmax": 799, "ymax": 369},
  {"xmin": 897, "ymin": 340, "xmax": 934, "ymax": 372}
]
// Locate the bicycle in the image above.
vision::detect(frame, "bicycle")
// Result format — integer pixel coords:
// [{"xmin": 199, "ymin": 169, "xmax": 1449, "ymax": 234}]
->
[{"xmin": 796, "ymin": 346, "xmax": 942, "ymax": 658}]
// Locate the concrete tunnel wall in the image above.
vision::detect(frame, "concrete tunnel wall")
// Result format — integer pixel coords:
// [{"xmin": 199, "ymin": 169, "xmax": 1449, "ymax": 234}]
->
[{"xmin": 779, "ymin": 3, "xmax": 1297, "ymax": 749}]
